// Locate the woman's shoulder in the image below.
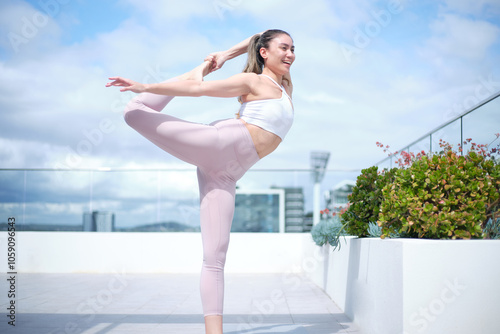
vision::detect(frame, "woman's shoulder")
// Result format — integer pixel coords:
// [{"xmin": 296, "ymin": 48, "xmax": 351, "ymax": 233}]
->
[
  {"xmin": 231, "ymin": 72, "xmax": 259, "ymax": 79},
  {"xmin": 244, "ymin": 72, "xmax": 260, "ymax": 81},
  {"xmin": 227, "ymin": 72, "xmax": 260, "ymax": 85},
  {"xmin": 239, "ymin": 72, "xmax": 262, "ymax": 91}
]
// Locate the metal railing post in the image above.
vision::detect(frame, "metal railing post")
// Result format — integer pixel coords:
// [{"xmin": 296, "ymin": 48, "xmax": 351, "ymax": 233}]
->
[{"xmin": 460, "ymin": 116, "xmax": 464, "ymax": 156}]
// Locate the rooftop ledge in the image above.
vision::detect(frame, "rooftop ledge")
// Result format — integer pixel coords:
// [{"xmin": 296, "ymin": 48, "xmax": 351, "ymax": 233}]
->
[{"xmin": 2, "ymin": 232, "xmax": 499, "ymax": 334}]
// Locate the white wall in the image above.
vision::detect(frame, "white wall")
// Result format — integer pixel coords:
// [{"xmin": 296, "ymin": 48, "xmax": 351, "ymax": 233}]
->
[
  {"xmin": 304, "ymin": 237, "xmax": 500, "ymax": 334},
  {"xmin": 0, "ymin": 232, "xmax": 308, "ymax": 274},
  {"xmin": 4, "ymin": 232, "xmax": 498, "ymax": 334},
  {"xmin": 402, "ymin": 239, "xmax": 500, "ymax": 334}
]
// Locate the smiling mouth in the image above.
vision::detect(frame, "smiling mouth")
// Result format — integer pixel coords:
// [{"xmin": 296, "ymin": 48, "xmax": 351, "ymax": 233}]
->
[{"xmin": 283, "ymin": 60, "xmax": 292, "ymax": 65}]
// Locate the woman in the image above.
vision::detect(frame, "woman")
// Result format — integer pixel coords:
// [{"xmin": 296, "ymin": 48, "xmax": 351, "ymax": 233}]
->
[{"xmin": 106, "ymin": 29, "xmax": 295, "ymax": 334}]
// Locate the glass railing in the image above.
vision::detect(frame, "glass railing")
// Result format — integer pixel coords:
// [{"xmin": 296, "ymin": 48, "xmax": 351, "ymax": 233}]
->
[
  {"xmin": 0, "ymin": 168, "xmax": 361, "ymax": 233},
  {"xmin": 375, "ymin": 90, "xmax": 500, "ymax": 169},
  {"xmin": 3, "ymin": 92, "xmax": 497, "ymax": 233}
]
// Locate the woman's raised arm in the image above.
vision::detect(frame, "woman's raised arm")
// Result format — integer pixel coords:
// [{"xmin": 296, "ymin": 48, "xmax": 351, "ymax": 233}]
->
[
  {"xmin": 205, "ymin": 31, "xmax": 263, "ymax": 72},
  {"xmin": 107, "ymin": 70, "xmax": 258, "ymax": 99}
]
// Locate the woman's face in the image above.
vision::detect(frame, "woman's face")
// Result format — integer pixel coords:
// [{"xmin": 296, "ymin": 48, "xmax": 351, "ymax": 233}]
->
[{"xmin": 261, "ymin": 34, "xmax": 295, "ymax": 74}]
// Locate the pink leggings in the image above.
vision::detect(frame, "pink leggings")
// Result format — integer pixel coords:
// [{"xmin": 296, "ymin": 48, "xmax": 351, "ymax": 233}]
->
[{"xmin": 123, "ymin": 78, "xmax": 260, "ymax": 316}]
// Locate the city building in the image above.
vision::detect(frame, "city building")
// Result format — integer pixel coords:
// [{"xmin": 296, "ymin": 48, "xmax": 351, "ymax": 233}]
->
[
  {"xmin": 83, "ymin": 211, "xmax": 115, "ymax": 232},
  {"xmin": 231, "ymin": 187, "xmax": 305, "ymax": 233},
  {"xmin": 232, "ymin": 188, "xmax": 284, "ymax": 232},
  {"xmin": 274, "ymin": 187, "xmax": 305, "ymax": 233},
  {"xmin": 325, "ymin": 180, "xmax": 356, "ymax": 213}
]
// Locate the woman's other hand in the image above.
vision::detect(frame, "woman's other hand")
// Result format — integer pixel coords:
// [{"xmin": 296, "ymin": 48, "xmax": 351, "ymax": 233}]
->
[
  {"xmin": 204, "ymin": 51, "xmax": 228, "ymax": 73},
  {"xmin": 106, "ymin": 77, "xmax": 146, "ymax": 93}
]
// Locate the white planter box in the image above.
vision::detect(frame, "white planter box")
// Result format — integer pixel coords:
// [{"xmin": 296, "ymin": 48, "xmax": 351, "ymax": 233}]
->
[{"xmin": 303, "ymin": 236, "xmax": 500, "ymax": 334}]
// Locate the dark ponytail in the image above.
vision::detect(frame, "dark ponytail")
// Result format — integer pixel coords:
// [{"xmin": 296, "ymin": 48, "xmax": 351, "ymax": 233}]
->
[{"xmin": 242, "ymin": 29, "xmax": 292, "ymax": 75}]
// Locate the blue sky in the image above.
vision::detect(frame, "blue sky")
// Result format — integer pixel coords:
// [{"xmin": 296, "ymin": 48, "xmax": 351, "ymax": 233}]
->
[{"xmin": 1, "ymin": 0, "xmax": 500, "ymax": 226}]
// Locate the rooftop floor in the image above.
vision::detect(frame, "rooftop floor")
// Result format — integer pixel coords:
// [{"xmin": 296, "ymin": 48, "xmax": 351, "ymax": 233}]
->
[{"xmin": 0, "ymin": 273, "xmax": 361, "ymax": 334}]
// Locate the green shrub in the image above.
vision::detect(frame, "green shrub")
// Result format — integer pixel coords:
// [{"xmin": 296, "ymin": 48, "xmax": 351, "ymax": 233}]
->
[
  {"xmin": 378, "ymin": 150, "xmax": 500, "ymax": 239},
  {"xmin": 310, "ymin": 136, "xmax": 500, "ymax": 247},
  {"xmin": 342, "ymin": 166, "xmax": 396, "ymax": 237}
]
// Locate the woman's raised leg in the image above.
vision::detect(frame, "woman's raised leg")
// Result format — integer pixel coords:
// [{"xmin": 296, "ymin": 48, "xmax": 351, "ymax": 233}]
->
[{"xmin": 122, "ymin": 62, "xmax": 218, "ymax": 166}]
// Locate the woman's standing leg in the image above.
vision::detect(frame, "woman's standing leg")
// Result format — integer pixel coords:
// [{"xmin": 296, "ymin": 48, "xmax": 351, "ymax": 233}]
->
[
  {"xmin": 196, "ymin": 120, "xmax": 260, "ymax": 334},
  {"xmin": 197, "ymin": 168, "xmax": 236, "ymax": 334}
]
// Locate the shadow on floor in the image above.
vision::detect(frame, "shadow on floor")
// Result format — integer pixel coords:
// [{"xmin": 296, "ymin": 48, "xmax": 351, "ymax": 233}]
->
[{"xmin": 1, "ymin": 313, "xmax": 350, "ymax": 334}]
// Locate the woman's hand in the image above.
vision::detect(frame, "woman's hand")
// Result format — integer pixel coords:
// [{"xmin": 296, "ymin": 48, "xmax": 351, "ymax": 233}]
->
[
  {"xmin": 106, "ymin": 77, "xmax": 147, "ymax": 93},
  {"xmin": 204, "ymin": 51, "xmax": 229, "ymax": 73},
  {"xmin": 204, "ymin": 32, "xmax": 263, "ymax": 72}
]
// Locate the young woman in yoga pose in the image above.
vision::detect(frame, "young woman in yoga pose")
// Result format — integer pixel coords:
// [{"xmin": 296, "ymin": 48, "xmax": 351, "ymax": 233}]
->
[{"xmin": 106, "ymin": 29, "xmax": 295, "ymax": 334}]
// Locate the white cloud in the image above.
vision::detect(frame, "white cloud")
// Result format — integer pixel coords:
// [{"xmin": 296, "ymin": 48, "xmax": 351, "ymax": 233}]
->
[
  {"xmin": 1, "ymin": 0, "xmax": 500, "ymax": 226},
  {"xmin": 441, "ymin": 0, "xmax": 500, "ymax": 16},
  {"xmin": 123, "ymin": 0, "xmax": 218, "ymax": 21},
  {"xmin": 1, "ymin": 0, "xmax": 499, "ymax": 176},
  {"xmin": 300, "ymin": 92, "xmax": 346, "ymax": 105},
  {"xmin": 0, "ymin": 1, "xmax": 62, "ymax": 56},
  {"xmin": 424, "ymin": 14, "xmax": 500, "ymax": 61}
]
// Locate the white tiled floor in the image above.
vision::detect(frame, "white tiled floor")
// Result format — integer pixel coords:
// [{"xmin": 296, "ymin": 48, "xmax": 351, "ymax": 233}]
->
[{"xmin": 0, "ymin": 273, "xmax": 361, "ymax": 333}]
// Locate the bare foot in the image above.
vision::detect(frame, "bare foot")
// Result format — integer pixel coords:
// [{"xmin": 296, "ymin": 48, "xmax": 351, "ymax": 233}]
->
[{"xmin": 178, "ymin": 61, "xmax": 213, "ymax": 81}]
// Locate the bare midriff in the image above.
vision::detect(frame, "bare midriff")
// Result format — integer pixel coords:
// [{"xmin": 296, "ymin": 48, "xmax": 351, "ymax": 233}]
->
[{"xmin": 239, "ymin": 119, "xmax": 282, "ymax": 159}]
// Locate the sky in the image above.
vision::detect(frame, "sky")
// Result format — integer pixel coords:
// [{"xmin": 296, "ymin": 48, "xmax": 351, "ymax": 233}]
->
[{"xmin": 1, "ymin": 0, "xmax": 500, "ymax": 227}]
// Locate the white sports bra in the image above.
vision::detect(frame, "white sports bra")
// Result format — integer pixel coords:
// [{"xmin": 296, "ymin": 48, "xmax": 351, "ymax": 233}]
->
[{"xmin": 237, "ymin": 74, "xmax": 294, "ymax": 140}]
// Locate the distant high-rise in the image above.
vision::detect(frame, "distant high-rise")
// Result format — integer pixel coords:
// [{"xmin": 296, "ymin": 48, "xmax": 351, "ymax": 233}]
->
[
  {"xmin": 232, "ymin": 189, "xmax": 283, "ymax": 232},
  {"xmin": 326, "ymin": 180, "xmax": 356, "ymax": 212},
  {"xmin": 232, "ymin": 187, "xmax": 305, "ymax": 233},
  {"xmin": 83, "ymin": 211, "xmax": 115, "ymax": 232},
  {"xmin": 275, "ymin": 187, "xmax": 305, "ymax": 233}
]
